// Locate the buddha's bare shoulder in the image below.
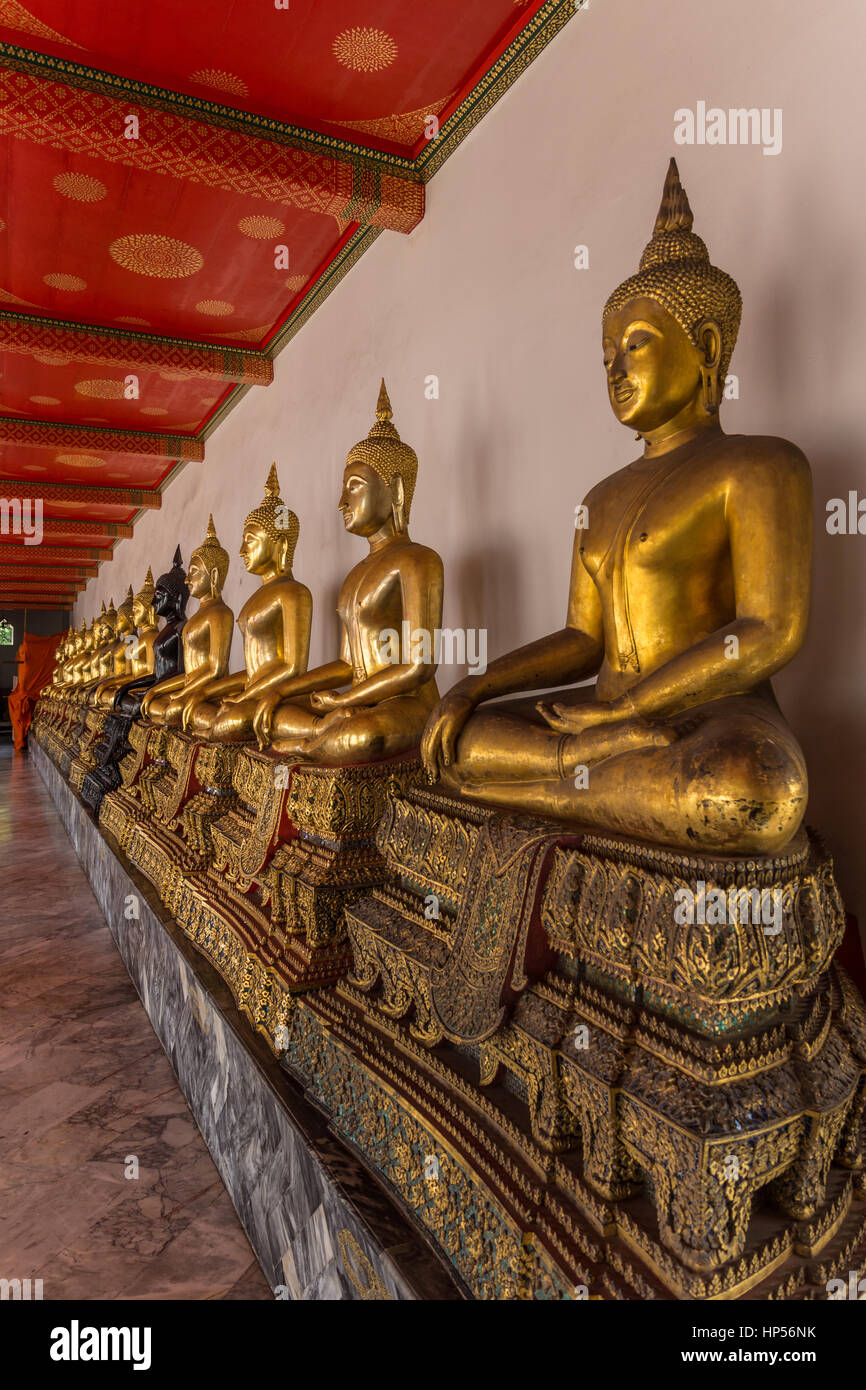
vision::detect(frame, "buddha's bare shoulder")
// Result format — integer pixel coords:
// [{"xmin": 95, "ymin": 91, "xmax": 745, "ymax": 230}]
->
[
  {"xmin": 391, "ymin": 537, "xmax": 443, "ymax": 570},
  {"xmin": 712, "ymin": 432, "xmax": 812, "ymax": 491}
]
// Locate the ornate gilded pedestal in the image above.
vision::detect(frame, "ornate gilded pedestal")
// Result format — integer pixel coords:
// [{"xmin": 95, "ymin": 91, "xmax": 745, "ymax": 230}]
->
[
  {"xmin": 274, "ymin": 785, "xmax": 866, "ymax": 1299},
  {"xmin": 98, "ymin": 721, "xmax": 169, "ymax": 851},
  {"xmin": 170, "ymin": 750, "xmax": 427, "ymax": 1037}
]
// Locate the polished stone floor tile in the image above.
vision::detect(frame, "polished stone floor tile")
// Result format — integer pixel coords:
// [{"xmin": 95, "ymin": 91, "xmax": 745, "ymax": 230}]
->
[{"xmin": 0, "ymin": 743, "xmax": 271, "ymax": 1300}]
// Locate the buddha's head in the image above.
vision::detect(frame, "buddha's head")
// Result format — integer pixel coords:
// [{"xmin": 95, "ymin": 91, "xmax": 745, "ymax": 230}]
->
[
  {"xmin": 240, "ymin": 464, "xmax": 299, "ymax": 578},
  {"xmin": 154, "ymin": 547, "xmax": 189, "ymax": 621},
  {"xmin": 188, "ymin": 515, "xmax": 230, "ymax": 600},
  {"xmin": 116, "ymin": 585, "xmax": 135, "ymax": 637},
  {"xmin": 101, "ymin": 599, "xmax": 118, "ymax": 642},
  {"xmin": 341, "ymin": 380, "xmax": 417, "ymax": 538},
  {"xmin": 602, "ymin": 159, "xmax": 742, "ymax": 434},
  {"xmin": 132, "ymin": 568, "xmax": 156, "ymax": 630}
]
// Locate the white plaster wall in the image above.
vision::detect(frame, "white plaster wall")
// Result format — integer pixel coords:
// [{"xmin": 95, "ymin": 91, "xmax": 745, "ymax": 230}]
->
[{"xmin": 80, "ymin": 0, "xmax": 866, "ymax": 923}]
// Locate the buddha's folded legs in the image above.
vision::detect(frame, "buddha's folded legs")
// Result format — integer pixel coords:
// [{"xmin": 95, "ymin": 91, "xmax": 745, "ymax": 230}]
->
[
  {"xmin": 143, "ymin": 693, "xmax": 176, "ymax": 728},
  {"xmin": 272, "ymin": 695, "xmax": 431, "ymax": 763},
  {"xmin": 206, "ymin": 697, "xmax": 261, "ymax": 743},
  {"xmin": 444, "ymin": 692, "xmax": 807, "ymax": 855}
]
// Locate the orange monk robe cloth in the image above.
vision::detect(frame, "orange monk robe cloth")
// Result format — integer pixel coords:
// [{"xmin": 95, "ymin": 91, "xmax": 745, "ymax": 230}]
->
[{"xmin": 8, "ymin": 631, "xmax": 64, "ymax": 749}]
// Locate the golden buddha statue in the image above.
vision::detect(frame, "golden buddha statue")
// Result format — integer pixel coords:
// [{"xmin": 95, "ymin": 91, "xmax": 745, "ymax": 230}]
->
[
  {"xmin": 81, "ymin": 598, "xmax": 119, "ymax": 696},
  {"xmin": 69, "ymin": 617, "xmax": 99, "ymax": 695},
  {"xmin": 182, "ymin": 466, "xmax": 312, "ymax": 742},
  {"xmin": 252, "ymin": 382, "xmax": 443, "ymax": 763},
  {"xmin": 422, "ymin": 159, "xmax": 810, "ymax": 856},
  {"xmin": 140, "ymin": 517, "xmax": 233, "ymax": 728},
  {"xmin": 92, "ymin": 587, "xmax": 136, "ymax": 708},
  {"xmin": 109, "ymin": 569, "xmax": 159, "ymax": 709}
]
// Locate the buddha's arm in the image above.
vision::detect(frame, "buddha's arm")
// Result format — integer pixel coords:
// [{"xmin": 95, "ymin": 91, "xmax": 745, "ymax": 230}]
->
[
  {"xmin": 422, "ymin": 530, "xmax": 604, "ymax": 773},
  {"xmin": 321, "ymin": 553, "xmax": 445, "ymax": 710},
  {"xmin": 173, "ymin": 612, "xmax": 234, "ymax": 704},
  {"xmin": 238, "ymin": 588, "xmax": 313, "ymax": 701},
  {"xmin": 192, "ymin": 671, "xmax": 247, "ymax": 703},
  {"xmin": 613, "ymin": 448, "xmax": 812, "ymax": 724},
  {"xmin": 141, "ymin": 672, "xmax": 185, "ymax": 717}
]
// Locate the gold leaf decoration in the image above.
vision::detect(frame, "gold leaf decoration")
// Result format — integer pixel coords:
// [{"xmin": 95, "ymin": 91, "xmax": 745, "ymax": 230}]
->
[
  {"xmin": 53, "ymin": 172, "xmax": 107, "ymax": 202},
  {"xmin": 238, "ymin": 215, "xmax": 286, "ymax": 239},
  {"xmin": 140, "ymin": 406, "xmax": 168, "ymax": 416},
  {"xmin": 189, "ymin": 68, "xmax": 248, "ymax": 97},
  {"xmin": 74, "ymin": 379, "xmax": 125, "ymax": 399},
  {"xmin": 29, "ymin": 395, "xmax": 60, "ymax": 405},
  {"xmin": 109, "ymin": 234, "xmax": 204, "ymax": 279},
  {"xmin": 0, "ymin": 1, "xmax": 84, "ymax": 47},
  {"xmin": 55, "ymin": 454, "xmax": 107, "ymax": 469},
  {"xmin": 43, "ymin": 273, "xmax": 86, "ymax": 291},
  {"xmin": 324, "ymin": 94, "xmax": 455, "ymax": 146},
  {"xmin": 333, "ymin": 27, "xmax": 398, "ymax": 72},
  {"xmin": 115, "ymin": 316, "xmax": 151, "ymax": 326},
  {"xmin": 195, "ymin": 299, "xmax": 234, "ymax": 316}
]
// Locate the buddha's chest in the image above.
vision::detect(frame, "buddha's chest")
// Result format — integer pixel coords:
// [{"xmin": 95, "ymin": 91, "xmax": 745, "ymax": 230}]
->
[
  {"xmin": 337, "ymin": 561, "xmax": 400, "ymax": 630},
  {"xmin": 583, "ymin": 472, "xmax": 728, "ymax": 589}
]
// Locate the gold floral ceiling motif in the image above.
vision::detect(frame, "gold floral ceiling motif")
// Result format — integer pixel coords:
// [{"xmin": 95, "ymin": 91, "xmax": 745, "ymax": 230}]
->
[
  {"xmin": 74, "ymin": 379, "xmax": 125, "ymax": 399},
  {"xmin": 115, "ymin": 316, "xmax": 151, "ymax": 326},
  {"xmin": 195, "ymin": 300, "xmax": 234, "ymax": 316},
  {"xmin": 285, "ymin": 274, "xmax": 308, "ymax": 292},
  {"xmin": 0, "ymin": 0, "xmax": 83, "ymax": 47},
  {"xmin": 55, "ymin": 455, "xmax": 106, "ymax": 469},
  {"xmin": 324, "ymin": 95, "xmax": 455, "ymax": 146},
  {"xmin": 53, "ymin": 172, "xmax": 107, "ymax": 202},
  {"xmin": 29, "ymin": 395, "xmax": 60, "ymax": 405},
  {"xmin": 203, "ymin": 324, "xmax": 270, "ymax": 342},
  {"xmin": 0, "ymin": 219, "xmax": 5, "ymax": 231},
  {"xmin": 188, "ymin": 68, "xmax": 248, "ymax": 97},
  {"xmin": 43, "ymin": 273, "xmax": 87, "ymax": 291},
  {"xmin": 140, "ymin": 406, "xmax": 168, "ymax": 416},
  {"xmin": 33, "ymin": 353, "xmax": 72, "ymax": 365},
  {"xmin": 109, "ymin": 234, "xmax": 204, "ymax": 279},
  {"xmin": 238, "ymin": 215, "xmax": 286, "ymax": 239},
  {"xmin": 333, "ymin": 27, "xmax": 398, "ymax": 73},
  {"xmin": 0, "ymin": 286, "xmax": 37, "ymax": 305}
]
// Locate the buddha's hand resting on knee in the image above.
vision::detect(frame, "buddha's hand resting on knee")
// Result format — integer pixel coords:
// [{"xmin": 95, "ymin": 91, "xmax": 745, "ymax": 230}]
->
[
  {"xmin": 537, "ymin": 700, "xmax": 676, "ymax": 766},
  {"xmin": 181, "ymin": 697, "xmax": 202, "ymax": 733},
  {"xmin": 309, "ymin": 690, "xmax": 344, "ymax": 713},
  {"xmin": 421, "ymin": 691, "xmax": 476, "ymax": 779},
  {"xmin": 253, "ymin": 692, "xmax": 280, "ymax": 749}
]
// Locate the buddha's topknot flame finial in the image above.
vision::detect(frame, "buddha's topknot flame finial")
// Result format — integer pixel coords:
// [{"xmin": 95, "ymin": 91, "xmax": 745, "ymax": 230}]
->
[{"xmin": 653, "ymin": 157, "xmax": 694, "ymax": 235}]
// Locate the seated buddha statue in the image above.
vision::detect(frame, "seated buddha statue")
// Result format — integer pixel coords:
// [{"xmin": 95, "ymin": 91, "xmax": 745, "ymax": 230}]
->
[
  {"xmin": 422, "ymin": 159, "xmax": 810, "ymax": 857},
  {"xmin": 69, "ymin": 617, "xmax": 99, "ymax": 699},
  {"xmin": 91, "ymin": 587, "xmax": 136, "ymax": 708},
  {"xmin": 140, "ymin": 518, "xmax": 233, "ymax": 728},
  {"xmin": 253, "ymin": 381, "xmax": 444, "ymax": 763},
  {"xmin": 181, "ymin": 466, "xmax": 312, "ymax": 742},
  {"xmin": 79, "ymin": 599, "xmax": 119, "ymax": 700},
  {"xmin": 114, "ymin": 549, "xmax": 189, "ymax": 718}
]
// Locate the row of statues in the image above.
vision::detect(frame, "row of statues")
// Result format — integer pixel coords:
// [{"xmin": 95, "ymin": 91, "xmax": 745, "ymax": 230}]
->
[{"xmin": 47, "ymin": 159, "xmax": 810, "ymax": 858}]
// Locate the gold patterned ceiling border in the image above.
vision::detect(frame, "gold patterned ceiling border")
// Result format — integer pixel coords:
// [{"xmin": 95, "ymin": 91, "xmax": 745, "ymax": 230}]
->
[
  {"xmin": 0, "ymin": 564, "xmax": 96, "ymax": 579},
  {"xmin": 37, "ymin": 518, "xmax": 133, "ymax": 539},
  {"xmin": 0, "ymin": 480, "xmax": 159, "ymax": 510},
  {"xmin": 0, "ymin": 595, "xmax": 74, "ymax": 608},
  {"xmin": 0, "ymin": 544, "xmax": 102, "ymax": 564},
  {"xmin": 0, "ymin": 66, "xmax": 422, "ymax": 234},
  {"xmin": 0, "ymin": 312, "xmax": 273, "ymax": 386},
  {"xmin": 416, "ymin": 0, "xmax": 578, "ymax": 178},
  {"xmin": 0, "ymin": 41, "xmax": 418, "ymax": 172},
  {"xmin": 0, "ymin": 417, "xmax": 202, "ymax": 462}
]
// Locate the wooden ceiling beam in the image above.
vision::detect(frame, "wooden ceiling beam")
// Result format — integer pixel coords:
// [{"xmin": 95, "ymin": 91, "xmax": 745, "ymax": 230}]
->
[
  {"xmin": 0, "ymin": 418, "xmax": 201, "ymax": 463},
  {"xmin": 0, "ymin": 480, "xmax": 160, "ymax": 508},
  {"xmin": 0, "ymin": 312, "xmax": 273, "ymax": 386}
]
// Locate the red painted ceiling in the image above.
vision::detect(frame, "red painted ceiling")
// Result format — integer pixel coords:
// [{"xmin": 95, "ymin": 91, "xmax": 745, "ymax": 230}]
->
[{"xmin": 0, "ymin": 0, "xmax": 561, "ymax": 609}]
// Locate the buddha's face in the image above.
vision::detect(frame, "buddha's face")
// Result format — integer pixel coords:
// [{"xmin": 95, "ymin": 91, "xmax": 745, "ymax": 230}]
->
[
  {"xmin": 132, "ymin": 597, "xmax": 147, "ymax": 628},
  {"xmin": 339, "ymin": 461, "xmax": 392, "ymax": 537},
  {"xmin": 116, "ymin": 611, "xmax": 134, "ymax": 637},
  {"xmin": 187, "ymin": 556, "xmax": 211, "ymax": 599},
  {"xmin": 239, "ymin": 522, "xmax": 273, "ymax": 576},
  {"xmin": 154, "ymin": 582, "xmax": 174, "ymax": 618},
  {"xmin": 602, "ymin": 296, "xmax": 703, "ymax": 433}
]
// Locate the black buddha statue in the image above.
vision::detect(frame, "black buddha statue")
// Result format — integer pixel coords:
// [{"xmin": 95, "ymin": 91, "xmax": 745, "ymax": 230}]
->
[{"xmin": 114, "ymin": 547, "xmax": 189, "ymax": 718}]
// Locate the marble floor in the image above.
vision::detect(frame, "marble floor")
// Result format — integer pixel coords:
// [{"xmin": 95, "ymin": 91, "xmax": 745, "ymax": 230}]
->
[{"xmin": 0, "ymin": 741, "xmax": 271, "ymax": 1300}]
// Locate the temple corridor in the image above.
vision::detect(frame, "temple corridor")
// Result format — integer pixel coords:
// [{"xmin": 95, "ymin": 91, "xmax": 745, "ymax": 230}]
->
[{"xmin": 0, "ymin": 744, "xmax": 270, "ymax": 1300}]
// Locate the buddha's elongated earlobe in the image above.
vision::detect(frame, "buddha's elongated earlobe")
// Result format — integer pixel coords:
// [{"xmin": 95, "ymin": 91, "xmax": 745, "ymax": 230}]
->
[
  {"xmin": 391, "ymin": 473, "xmax": 406, "ymax": 533},
  {"xmin": 696, "ymin": 319, "xmax": 723, "ymax": 415}
]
